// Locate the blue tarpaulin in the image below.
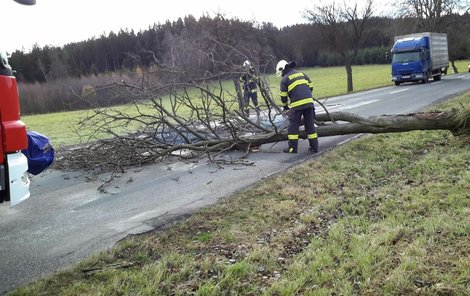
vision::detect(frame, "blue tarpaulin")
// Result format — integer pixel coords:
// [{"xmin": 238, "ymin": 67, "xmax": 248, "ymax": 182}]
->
[{"xmin": 21, "ymin": 131, "xmax": 54, "ymax": 175}]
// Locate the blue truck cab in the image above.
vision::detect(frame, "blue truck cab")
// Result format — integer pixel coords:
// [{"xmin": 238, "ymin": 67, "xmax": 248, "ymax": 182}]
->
[{"xmin": 391, "ymin": 32, "xmax": 449, "ymax": 86}]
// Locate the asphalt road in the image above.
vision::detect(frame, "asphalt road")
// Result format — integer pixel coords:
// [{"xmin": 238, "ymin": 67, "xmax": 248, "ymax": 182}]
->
[{"xmin": 1, "ymin": 72, "xmax": 469, "ymax": 294}]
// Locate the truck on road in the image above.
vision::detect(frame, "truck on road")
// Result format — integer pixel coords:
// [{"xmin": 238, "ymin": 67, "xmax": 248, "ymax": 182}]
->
[{"xmin": 391, "ymin": 32, "xmax": 449, "ymax": 86}]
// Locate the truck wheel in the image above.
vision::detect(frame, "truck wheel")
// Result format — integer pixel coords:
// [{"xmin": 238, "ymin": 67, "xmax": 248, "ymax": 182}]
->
[
  {"xmin": 0, "ymin": 190, "xmax": 9, "ymax": 203},
  {"xmin": 434, "ymin": 74, "xmax": 441, "ymax": 81},
  {"xmin": 0, "ymin": 165, "xmax": 7, "ymax": 203},
  {"xmin": 421, "ymin": 73, "xmax": 428, "ymax": 84},
  {"xmin": 394, "ymin": 81, "xmax": 400, "ymax": 86}
]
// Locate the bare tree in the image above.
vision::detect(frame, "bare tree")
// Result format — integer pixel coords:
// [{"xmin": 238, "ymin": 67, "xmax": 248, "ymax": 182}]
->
[
  {"xmin": 304, "ymin": 0, "xmax": 374, "ymax": 92},
  {"xmin": 395, "ymin": 0, "xmax": 470, "ymax": 32},
  {"xmin": 447, "ymin": 25, "xmax": 469, "ymax": 73}
]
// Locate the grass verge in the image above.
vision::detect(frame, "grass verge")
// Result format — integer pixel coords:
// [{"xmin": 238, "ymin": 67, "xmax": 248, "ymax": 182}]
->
[{"xmin": 10, "ymin": 91, "xmax": 470, "ymax": 295}]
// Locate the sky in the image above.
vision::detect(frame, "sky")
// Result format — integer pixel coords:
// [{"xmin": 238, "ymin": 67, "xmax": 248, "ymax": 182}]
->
[
  {"xmin": 3, "ymin": 0, "xmax": 393, "ymax": 54},
  {"xmin": 2, "ymin": 0, "xmax": 317, "ymax": 53}
]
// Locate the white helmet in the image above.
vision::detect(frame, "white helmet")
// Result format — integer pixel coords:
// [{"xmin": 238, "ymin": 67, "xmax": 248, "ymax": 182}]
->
[
  {"xmin": 243, "ymin": 60, "xmax": 251, "ymax": 68},
  {"xmin": 276, "ymin": 60, "xmax": 288, "ymax": 77}
]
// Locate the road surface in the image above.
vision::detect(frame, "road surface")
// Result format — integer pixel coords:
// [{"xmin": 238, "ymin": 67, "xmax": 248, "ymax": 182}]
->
[{"xmin": 1, "ymin": 72, "xmax": 469, "ymax": 294}]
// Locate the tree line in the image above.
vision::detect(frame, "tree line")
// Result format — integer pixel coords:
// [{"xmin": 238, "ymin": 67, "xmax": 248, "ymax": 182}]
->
[
  {"xmin": 9, "ymin": 0, "xmax": 470, "ymax": 115},
  {"xmin": 10, "ymin": 12, "xmax": 469, "ymax": 84}
]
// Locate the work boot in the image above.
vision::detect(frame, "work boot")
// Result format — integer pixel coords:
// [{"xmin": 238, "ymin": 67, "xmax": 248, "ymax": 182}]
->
[
  {"xmin": 283, "ymin": 147, "xmax": 297, "ymax": 154},
  {"xmin": 309, "ymin": 139, "xmax": 318, "ymax": 153},
  {"xmin": 309, "ymin": 147, "xmax": 318, "ymax": 153}
]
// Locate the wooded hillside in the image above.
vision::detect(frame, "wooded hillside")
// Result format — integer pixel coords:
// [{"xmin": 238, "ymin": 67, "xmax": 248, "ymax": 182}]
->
[{"xmin": 9, "ymin": 14, "xmax": 470, "ymax": 84}]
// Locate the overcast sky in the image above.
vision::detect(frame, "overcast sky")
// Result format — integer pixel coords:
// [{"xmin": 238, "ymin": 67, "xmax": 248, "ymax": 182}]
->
[{"xmin": 3, "ymin": 0, "xmax": 393, "ymax": 53}]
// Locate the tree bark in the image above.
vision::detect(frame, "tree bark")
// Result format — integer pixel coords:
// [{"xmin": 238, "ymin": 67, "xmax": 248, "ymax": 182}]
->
[
  {"xmin": 233, "ymin": 78, "xmax": 244, "ymax": 113},
  {"xmin": 236, "ymin": 110, "xmax": 467, "ymax": 148},
  {"xmin": 345, "ymin": 63, "xmax": 353, "ymax": 92}
]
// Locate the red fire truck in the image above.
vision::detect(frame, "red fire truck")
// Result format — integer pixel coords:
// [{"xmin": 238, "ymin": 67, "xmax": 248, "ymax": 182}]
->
[{"xmin": 0, "ymin": 0, "xmax": 36, "ymax": 206}]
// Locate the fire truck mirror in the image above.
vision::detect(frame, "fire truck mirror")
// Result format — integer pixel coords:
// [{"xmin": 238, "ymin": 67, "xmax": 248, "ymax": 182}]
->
[{"xmin": 13, "ymin": 0, "xmax": 36, "ymax": 5}]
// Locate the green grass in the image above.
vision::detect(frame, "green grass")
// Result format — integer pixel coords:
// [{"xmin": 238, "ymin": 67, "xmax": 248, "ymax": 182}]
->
[
  {"xmin": 22, "ymin": 110, "xmax": 89, "ymax": 147},
  {"xmin": 10, "ymin": 91, "xmax": 470, "ymax": 295},
  {"xmin": 450, "ymin": 59, "xmax": 470, "ymax": 74},
  {"xmin": 21, "ymin": 102, "xmax": 164, "ymax": 147},
  {"xmin": 284, "ymin": 64, "xmax": 394, "ymax": 98}
]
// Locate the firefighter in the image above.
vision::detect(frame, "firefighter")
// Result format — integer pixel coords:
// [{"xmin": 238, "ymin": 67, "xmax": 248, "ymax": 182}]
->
[
  {"xmin": 276, "ymin": 59, "xmax": 318, "ymax": 153},
  {"xmin": 240, "ymin": 60, "xmax": 260, "ymax": 116}
]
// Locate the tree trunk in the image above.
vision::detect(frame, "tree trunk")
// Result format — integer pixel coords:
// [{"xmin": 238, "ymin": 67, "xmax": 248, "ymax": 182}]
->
[
  {"xmin": 450, "ymin": 60, "xmax": 458, "ymax": 74},
  {"xmin": 345, "ymin": 63, "xmax": 353, "ymax": 92},
  {"xmin": 238, "ymin": 110, "xmax": 467, "ymax": 148},
  {"xmin": 233, "ymin": 78, "xmax": 244, "ymax": 113}
]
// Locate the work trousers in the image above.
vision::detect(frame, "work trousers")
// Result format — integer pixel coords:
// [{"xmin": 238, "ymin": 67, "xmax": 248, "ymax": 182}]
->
[
  {"xmin": 287, "ymin": 107, "xmax": 318, "ymax": 151},
  {"xmin": 243, "ymin": 91, "xmax": 260, "ymax": 115}
]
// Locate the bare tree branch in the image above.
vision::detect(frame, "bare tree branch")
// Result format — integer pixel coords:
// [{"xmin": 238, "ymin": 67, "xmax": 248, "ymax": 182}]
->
[{"xmin": 304, "ymin": 0, "xmax": 374, "ymax": 92}]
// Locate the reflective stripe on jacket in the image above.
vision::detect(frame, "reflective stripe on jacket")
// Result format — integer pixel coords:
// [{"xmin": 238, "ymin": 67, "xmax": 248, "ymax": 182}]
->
[{"xmin": 279, "ymin": 69, "xmax": 314, "ymax": 110}]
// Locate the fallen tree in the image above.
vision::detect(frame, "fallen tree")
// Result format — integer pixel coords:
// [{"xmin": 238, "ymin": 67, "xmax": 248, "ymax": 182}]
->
[
  {"xmin": 53, "ymin": 56, "xmax": 469, "ymax": 173},
  {"xmin": 54, "ymin": 100, "xmax": 469, "ymax": 173}
]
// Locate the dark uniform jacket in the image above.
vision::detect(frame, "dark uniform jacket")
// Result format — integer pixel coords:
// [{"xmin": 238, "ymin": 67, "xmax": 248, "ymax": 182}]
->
[
  {"xmin": 279, "ymin": 69, "xmax": 314, "ymax": 110},
  {"xmin": 240, "ymin": 68, "xmax": 258, "ymax": 92}
]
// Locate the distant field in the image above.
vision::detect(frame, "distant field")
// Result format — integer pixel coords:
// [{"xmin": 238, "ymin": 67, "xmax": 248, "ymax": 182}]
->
[{"xmin": 22, "ymin": 60, "xmax": 470, "ymax": 147}]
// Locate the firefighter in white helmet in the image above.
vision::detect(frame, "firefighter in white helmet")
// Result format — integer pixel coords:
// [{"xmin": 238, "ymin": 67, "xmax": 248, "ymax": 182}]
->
[
  {"xmin": 240, "ymin": 60, "xmax": 260, "ymax": 116},
  {"xmin": 276, "ymin": 59, "xmax": 318, "ymax": 153}
]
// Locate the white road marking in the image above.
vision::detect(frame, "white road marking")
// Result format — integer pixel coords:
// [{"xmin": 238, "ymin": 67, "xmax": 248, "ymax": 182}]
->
[
  {"xmin": 322, "ymin": 104, "xmax": 342, "ymax": 110},
  {"xmin": 390, "ymin": 88, "xmax": 409, "ymax": 94},
  {"xmin": 342, "ymin": 99, "xmax": 380, "ymax": 110},
  {"xmin": 317, "ymin": 99, "xmax": 380, "ymax": 113}
]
